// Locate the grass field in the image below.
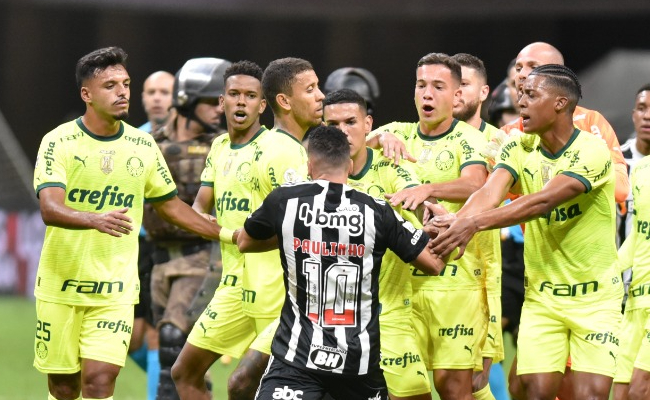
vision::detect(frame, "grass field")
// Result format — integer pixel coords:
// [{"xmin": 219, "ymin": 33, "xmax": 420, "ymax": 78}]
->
[{"xmin": 0, "ymin": 296, "xmax": 516, "ymax": 400}]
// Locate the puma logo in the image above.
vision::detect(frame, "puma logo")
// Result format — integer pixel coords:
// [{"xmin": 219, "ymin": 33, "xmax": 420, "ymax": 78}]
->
[
  {"xmin": 74, "ymin": 155, "xmax": 87, "ymax": 167},
  {"xmin": 487, "ymin": 333, "xmax": 495, "ymax": 343},
  {"xmin": 583, "ymin": 165, "xmax": 593, "ymax": 174},
  {"xmin": 464, "ymin": 345, "xmax": 473, "ymax": 356},
  {"xmin": 523, "ymin": 168, "xmax": 538, "ymax": 180},
  {"xmin": 199, "ymin": 322, "xmax": 215, "ymax": 338},
  {"xmin": 122, "ymin": 340, "xmax": 128, "ymax": 349},
  {"xmin": 417, "ymin": 371, "xmax": 426, "ymax": 378},
  {"xmin": 609, "ymin": 351, "xmax": 617, "ymax": 363}
]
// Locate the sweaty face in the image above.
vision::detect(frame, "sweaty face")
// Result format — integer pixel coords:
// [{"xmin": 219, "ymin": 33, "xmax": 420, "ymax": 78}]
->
[
  {"xmin": 453, "ymin": 66, "xmax": 486, "ymax": 122},
  {"xmin": 84, "ymin": 64, "xmax": 131, "ymax": 121},
  {"xmin": 632, "ymin": 90, "xmax": 650, "ymax": 144},
  {"xmin": 288, "ymin": 70, "xmax": 324, "ymax": 129},
  {"xmin": 518, "ymin": 75, "xmax": 558, "ymax": 134},
  {"xmin": 514, "ymin": 45, "xmax": 563, "ymax": 98},
  {"xmin": 142, "ymin": 73, "xmax": 174, "ymax": 125},
  {"xmin": 414, "ymin": 64, "xmax": 458, "ymax": 131},
  {"xmin": 324, "ymin": 102, "xmax": 372, "ymax": 159},
  {"xmin": 194, "ymin": 97, "xmax": 222, "ymax": 131},
  {"xmin": 223, "ymin": 74, "xmax": 266, "ymax": 132}
]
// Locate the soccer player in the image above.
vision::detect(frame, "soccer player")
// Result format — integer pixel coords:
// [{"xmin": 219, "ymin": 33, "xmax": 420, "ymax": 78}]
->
[
  {"xmin": 142, "ymin": 57, "xmax": 231, "ymax": 400},
  {"xmin": 451, "ymin": 52, "xmax": 506, "ymax": 400},
  {"xmin": 324, "ymin": 88, "xmax": 432, "ymax": 400},
  {"xmin": 430, "ymin": 64, "xmax": 623, "ymax": 400},
  {"xmin": 170, "ymin": 60, "xmax": 268, "ymax": 400},
  {"xmin": 367, "ymin": 53, "xmax": 489, "ymax": 400},
  {"xmin": 612, "ymin": 84, "xmax": 650, "ymax": 400},
  {"xmin": 502, "ymin": 42, "xmax": 629, "ymax": 204},
  {"xmin": 613, "ymin": 155, "xmax": 650, "ymax": 400},
  {"xmin": 223, "ymin": 57, "xmax": 324, "ymax": 400},
  {"xmin": 32, "ymin": 46, "xmax": 222, "ymax": 400},
  {"xmin": 237, "ymin": 125, "xmax": 445, "ymax": 400}
]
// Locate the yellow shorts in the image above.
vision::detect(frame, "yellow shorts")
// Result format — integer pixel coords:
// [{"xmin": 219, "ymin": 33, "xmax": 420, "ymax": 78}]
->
[
  {"xmin": 482, "ymin": 294, "xmax": 505, "ymax": 363},
  {"xmin": 33, "ymin": 300, "xmax": 134, "ymax": 374},
  {"xmin": 249, "ymin": 316, "xmax": 279, "ymax": 355},
  {"xmin": 517, "ymin": 299, "xmax": 621, "ymax": 377},
  {"xmin": 380, "ymin": 315, "xmax": 431, "ymax": 396},
  {"xmin": 412, "ymin": 288, "xmax": 488, "ymax": 370},
  {"xmin": 614, "ymin": 307, "xmax": 650, "ymax": 383},
  {"xmin": 187, "ymin": 285, "xmax": 256, "ymax": 359}
]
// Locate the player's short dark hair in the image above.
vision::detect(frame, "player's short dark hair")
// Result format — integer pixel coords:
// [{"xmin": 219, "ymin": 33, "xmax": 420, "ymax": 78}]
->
[
  {"xmin": 323, "ymin": 89, "xmax": 368, "ymax": 115},
  {"xmin": 308, "ymin": 125, "xmax": 350, "ymax": 170},
  {"xmin": 75, "ymin": 46, "xmax": 128, "ymax": 89},
  {"xmin": 529, "ymin": 64, "xmax": 582, "ymax": 112},
  {"xmin": 262, "ymin": 57, "xmax": 314, "ymax": 113},
  {"xmin": 636, "ymin": 83, "xmax": 650, "ymax": 96},
  {"xmin": 452, "ymin": 53, "xmax": 487, "ymax": 83},
  {"xmin": 417, "ymin": 53, "xmax": 461, "ymax": 84},
  {"xmin": 224, "ymin": 60, "xmax": 264, "ymax": 84}
]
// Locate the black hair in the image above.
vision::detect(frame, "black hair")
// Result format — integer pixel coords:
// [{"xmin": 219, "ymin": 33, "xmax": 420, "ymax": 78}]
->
[
  {"xmin": 307, "ymin": 125, "xmax": 350, "ymax": 170},
  {"xmin": 452, "ymin": 53, "xmax": 487, "ymax": 83},
  {"xmin": 262, "ymin": 57, "xmax": 314, "ymax": 113},
  {"xmin": 417, "ymin": 53, "xmax": 461, "ymax": 84},
  {"xmin": 224, "ymin": 60, "xmax": 263, "ymax": 84},
  {"xmin": 323, "ymin": 88, "xmax": 368, "ymax": 114},
  {"xmin": 636, "ymin": 83, "xmax": 650, "ymax": 96},
  {"xmin": 529, "ymin": 64, "xmax": 582, "ymax": 111},
  {"xmin": 75, "ymin": 46, "xmax": 128, "ymax": 89}
]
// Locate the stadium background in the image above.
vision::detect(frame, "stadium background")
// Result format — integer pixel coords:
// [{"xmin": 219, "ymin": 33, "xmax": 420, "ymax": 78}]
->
[{"xmin": 1, "ymin": 0, "xmax": 650, "ymax": 398}]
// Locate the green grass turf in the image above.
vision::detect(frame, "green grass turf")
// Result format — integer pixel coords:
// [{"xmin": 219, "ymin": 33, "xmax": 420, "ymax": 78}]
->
[{"xmin": 0, "ymin": 296, "xmax": 517, "ymax": 399}]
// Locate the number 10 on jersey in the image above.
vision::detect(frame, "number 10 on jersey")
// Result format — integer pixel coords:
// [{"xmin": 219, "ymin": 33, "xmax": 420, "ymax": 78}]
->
[{"xmin": 303, "ymin": 259, "xmax": 360, "ymax": 327}]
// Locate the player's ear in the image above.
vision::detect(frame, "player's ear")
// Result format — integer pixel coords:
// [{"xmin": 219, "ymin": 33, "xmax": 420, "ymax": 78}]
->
[
  {"xmin": 480, "ymin": 84, "xmax": 490, "ymax": 103},
  {"xmin": 80, "ymin": 86, "xmax": 91, "ymax": 103},
  {"xmin": 259, "ymin": 98, "xmax": 267, "ymax": 114},
  {"xmin": 364, "ymin": 115, "xmax": 373, "ymax": 136},
  {"xmin": 555, "ymin": 96, "xmax": 568, "ymax": 112},
  {"xmin": 276, "ymin": 93, "xmax": 291, "ymax": 112}
]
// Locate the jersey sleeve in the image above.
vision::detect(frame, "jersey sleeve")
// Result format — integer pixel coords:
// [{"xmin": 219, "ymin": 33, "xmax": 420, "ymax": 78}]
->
[
  {"xmin": 493, "ymin": 136, "xmax": 523, "ymax": 186},
  {"xmin": 370, "ymin": 122, "xmax": 410, "ymax": 142},
  {"xmin": 382, "ymin": 203, "xmax": 428, "ymax": 263},
  {"xmin": 34, "ymin": 133, "xmax": 68, "ymax": 197},
  {"xmin": 200, "ymin": 138, "xmax": 223, "ymax": 187},
  {"xmin": 560, "ymin": 135, "xmax": 612, "ymax": 193},
  {"xmin": 244, "ymin": 188, "xmax": 281, "ymax": 240},
  {"xmin": 457, "ymin": 128, "xmax": 488, "ymax": 170},
  {"xmin": 144, "ymin": 146, "xmax": 178, "ymax": 202},
  {"xmin": 388, "ymin": 158, "xmax": 421, "ymax": 191}
]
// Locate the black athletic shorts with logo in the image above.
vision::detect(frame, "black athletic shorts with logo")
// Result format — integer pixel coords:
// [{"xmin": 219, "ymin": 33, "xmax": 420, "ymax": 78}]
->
[{"xmin": 255, "ymin": 355, "xmax": 388, "ymax": 400}]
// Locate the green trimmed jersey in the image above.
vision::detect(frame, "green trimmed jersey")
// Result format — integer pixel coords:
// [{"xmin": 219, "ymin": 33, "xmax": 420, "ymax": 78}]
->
[
  {"xmin": 623, "ymin": 155, "xmax": 650, "ymax": 310},
  {"xmin": 374, "ymin": 119, "xmax": 489, "ymax": 291},
  {"xmin": 243, "ymin": 128, "xmax": 308, "ymax": 317},
  {"xmin": 33, "ymin": 118, "xmax": 177, "ymax": 306},
  {"xmin": 201, "ymin": 128, "xmax": 267, "ymax": 290},
  {"xmin": 494, "ymin": 129, "xmax": 621, "ymax": 307},
  {"xmin": 347, "ymin": 148, "xmax": 421, "ymax": 318},
  {"xmin": 479, "ymin": 121, "xmax": 504, "ymax": 296}
]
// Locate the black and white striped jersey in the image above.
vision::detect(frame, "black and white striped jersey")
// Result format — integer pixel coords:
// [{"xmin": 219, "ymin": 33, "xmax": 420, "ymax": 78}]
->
[{"xmin": 243, "ymin": 179, "xmax": 429, "ymax": 376}]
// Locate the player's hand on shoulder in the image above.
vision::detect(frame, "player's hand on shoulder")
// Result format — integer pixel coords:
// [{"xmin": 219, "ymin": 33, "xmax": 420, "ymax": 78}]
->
[
  {"xmin": 94, "ymin": 207, "xmax": 133, "ymax": 237},
  {"xmin": 378, "ymin": 132, "xmax": 416, "ymax": 165}
]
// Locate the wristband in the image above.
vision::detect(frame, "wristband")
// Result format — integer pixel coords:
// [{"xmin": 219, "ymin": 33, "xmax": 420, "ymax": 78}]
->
[{"xmin": 219, "ymin": 227, "xmax": 234, "ymax": 244}]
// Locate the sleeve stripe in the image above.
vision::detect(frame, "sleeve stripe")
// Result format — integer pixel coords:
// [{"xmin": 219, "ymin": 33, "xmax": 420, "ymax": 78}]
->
[
  {"xmin": 494, "ymin": 163, "xmax": 519, "ymax": 186},
  {"xmin": 145, "ymin": 189, "xmax": 178, "ymax": 203},
  {"xmin": 460, "ymin": 160, "xmax": 487, "ymax": 170},
  {"xmin": 562, "ymin": 171, "xmax": 592, "ymax": 193},
  {"xmin": 35, "ymin": 182, "xmax": 66, "ymax": 198},
  {"xmin": 200, "ymin": 181, "xmax": 214, "ymax": 187}
]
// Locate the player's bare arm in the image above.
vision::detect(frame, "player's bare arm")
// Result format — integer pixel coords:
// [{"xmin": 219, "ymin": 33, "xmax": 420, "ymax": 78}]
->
[
  {"xmin": 192, "ymin": 185, "xmax": 217, "ymax": 223},
  {"xmin": 366, "ymin": 131, "xmax": 416, "ymax": 165},
  {"xmin": 236, "ymin": 228, "xmax": 278, "ymax": 253},
  {"xmin": 39, "ymin": 186, "xmax": 133, "ymax": 237},
  {"xmin": 431, "ymin": 171, "xmax": 587, "ymax": 259},
  {"xmin": 387, "ymin": 163, "xmax": 487, "ymax": 210},
  {"xmin": 152, "ymin": 195, "xmax": 220, "ymax": 240}
]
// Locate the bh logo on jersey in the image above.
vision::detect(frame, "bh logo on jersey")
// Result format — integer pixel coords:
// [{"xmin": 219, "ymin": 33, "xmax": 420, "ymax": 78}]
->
[
  {"xmin": 272, "ymin": 386, "xmax": 303, "ymax": 400},
  {"xmin": 309, "ymin": 347, "xmax": 345, "ymax": 370}
]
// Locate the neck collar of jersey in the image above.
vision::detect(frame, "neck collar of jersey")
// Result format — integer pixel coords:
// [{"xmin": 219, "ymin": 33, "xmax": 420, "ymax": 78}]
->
[
  {"xmin": 417, "ymin": 119, "xmax": 458, "ymax": 141},
  {"xmin": 349, "ymin": 148, "xmax": 373, "ymax": 180},
  {"xmin": 76, "ymin": 117, "xmax": 124, "ymax": 141},
  {"xmin": 540, "ymin": 128, "xmax": 580, "ymax": 159},
  {"xmin": 275, "ymin": 128, "xmax": 303, "ymax": 145},
  {"xmin": 479, "ymin": 120, "xmax": 487, "ymax": 133},
  {"xmin": 230, "ymin": 127, "xmax": 266, "ymax": 149}
]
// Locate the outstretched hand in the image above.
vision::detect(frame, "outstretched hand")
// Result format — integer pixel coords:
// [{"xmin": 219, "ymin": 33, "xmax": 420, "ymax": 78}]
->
[
  {"xmin": 421, "ymin": 201, "xmax": 450, "ymax": 238},
  {"xmin": 430, "ymin": 215, "xmax": 479, "ymax": 260},
  {"xmin": 379, "ymin": 132, "xmax": 416, "ymax": 166},
  {"xmin": 94, "ymin": 207, "xmax": 133, "ymax": 237},
  {"xmin": 386, "ymin": 185, "xmax": 432, "ymax": 211}
]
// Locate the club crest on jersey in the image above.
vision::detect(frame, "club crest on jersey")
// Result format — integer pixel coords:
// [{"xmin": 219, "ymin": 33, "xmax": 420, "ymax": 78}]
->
[
  {"xmin": 236, "ymin": 161, "xmax": 252, "ymax": 183},
  {"xmin": 100, "ymin": 150, "xmax": 115, "ymax": 174},
  {"xmin": 126, "ymin": 157, "xmax": 144, "ymax": 177},
  {"xmin": 308, "ymin": 345, "xmax": 346, "ymax": 370},
  {"xmin": 35, "ymin": 341, "xmax": 48, "ymax": 359},
  {"xmin": 417, "ymin": 143, "xmax": 435, "ymax": 164},
  {"xmin": 284, "ymin": 168, "xmax": 300, "ymax": 184},
  {"xmin": 435, "ymin": 150, "xmax": 454, "ymax": 171},
  {"xmin": 223, "ymin": 152, "xmax": 235, "ymax": 176},
  {"xmin": 298, "ymin": 203, "xmax": 364, "ymax": 236}
]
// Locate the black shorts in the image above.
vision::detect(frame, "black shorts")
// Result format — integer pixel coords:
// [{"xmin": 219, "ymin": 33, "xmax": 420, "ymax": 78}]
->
[
  {"xmin": 255, "ymin": 356, "xmax": 388, "ymax": 400},
  {"xmin": 134, "ymin": 236, "xmax": 155, "ymax": 324},
  {"xmin": 500, "ymin": 238, "xmax": 524, "ymax": 335}
]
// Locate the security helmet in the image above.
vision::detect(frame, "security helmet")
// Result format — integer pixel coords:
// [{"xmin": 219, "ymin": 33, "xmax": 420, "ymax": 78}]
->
[
  {"xmin": 487, "ymin": 80, "xmax": 516, "ymax": 125},
  {"xmin": 324, "ymin": 67, "xmax": 380, "ymax": 114},
  {"xmin": 172, "ymin": 57, "xmax": 232, "ymax": 112}
]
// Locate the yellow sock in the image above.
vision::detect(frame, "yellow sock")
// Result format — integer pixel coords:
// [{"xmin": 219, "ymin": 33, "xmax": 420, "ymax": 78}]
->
[
  {"xmin": 48, "ymin": 394, "xmax": 81, "ymax": 400},
  {"xmin": 473, "ymin": 384, "xmax": 496, "ymax": 400}
]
